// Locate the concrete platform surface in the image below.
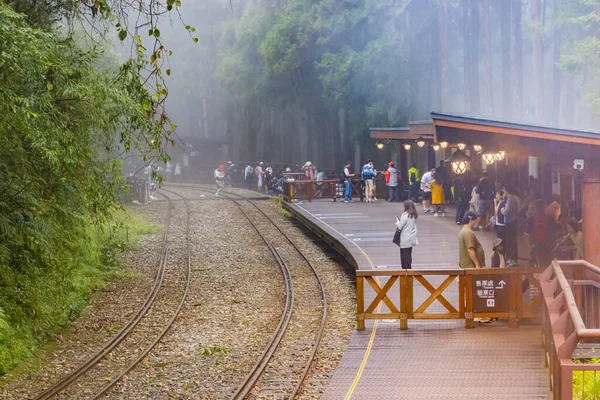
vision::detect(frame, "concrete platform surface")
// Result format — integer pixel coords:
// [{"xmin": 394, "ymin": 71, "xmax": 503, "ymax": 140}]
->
[{"xmin": 284, "ymin": 200, "xmax": 550, "ymax": 400}]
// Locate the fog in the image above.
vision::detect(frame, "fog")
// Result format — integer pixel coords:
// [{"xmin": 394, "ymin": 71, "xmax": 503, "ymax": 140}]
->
[{"xmin": 138, "ymin": 0, "xmax": 599, "ymax": 171}]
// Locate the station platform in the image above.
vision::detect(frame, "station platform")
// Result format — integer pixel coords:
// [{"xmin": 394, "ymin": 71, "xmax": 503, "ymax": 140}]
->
[{"xmin": 283, "ymin": 199, "xmax": 551, "ymax": 400}]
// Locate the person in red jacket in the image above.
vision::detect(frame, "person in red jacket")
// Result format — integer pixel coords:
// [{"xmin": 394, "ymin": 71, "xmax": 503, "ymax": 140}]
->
[{"xmin": 384, "ymin": 161, "xmax": 398, "ymax": 202}]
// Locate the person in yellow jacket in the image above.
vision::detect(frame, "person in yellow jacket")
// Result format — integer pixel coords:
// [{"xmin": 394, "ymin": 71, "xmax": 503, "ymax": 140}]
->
[
  {"xmin": 429, "ymin": 172, "xmax": 446, "ymax": 217},
  {"xmin": 407, "ymin": 163, "xmax": 421, "ymax": 202}
]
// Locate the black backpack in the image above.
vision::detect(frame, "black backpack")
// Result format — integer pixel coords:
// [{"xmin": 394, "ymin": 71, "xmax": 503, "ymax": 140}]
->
[{"xmin": 410, "ymin": 171, "xmax": 416, "ymax": 184}]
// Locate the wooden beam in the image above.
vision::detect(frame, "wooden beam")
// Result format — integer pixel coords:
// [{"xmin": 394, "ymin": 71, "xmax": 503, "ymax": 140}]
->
[{"xmin": 434, "ymin": 119, "xmax": 600, "ymax": 146}]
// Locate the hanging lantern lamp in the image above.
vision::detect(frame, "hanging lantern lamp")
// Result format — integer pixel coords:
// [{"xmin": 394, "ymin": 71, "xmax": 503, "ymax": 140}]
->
[
  {"xmin": 403, "ymin": 143, "xmax": 411, "ymax": 151},
  {"xmin": 376, "ymin": 140, "xmax": 384, "ymax": 150},
  {"xmin": 457, "ymin": 143, "xmax": 466, "ymax": 151},
  {"xmin": 473, "ymin": 144, "xmax": 482, "ymax": 152},
  {"xmin": 495, "ymin": 150, "xmax": 506, "ymax": 161},
  {"xmin": 432, "ymin": 143, "xmax": 441, "ymax": 151},
  {"xmin": 416, "ymin": 136, "xmax": 426, "ymax": 147},
  {"xmin": 479, "ymin": 146, "xmax": 499, "ymax": 166},
  {"xmin": 440, "ymin": 141, "xmax": 448, "ymax": 149},
  {"xmin": 446, "ymin": 150, "xmax": 471, "ymax": 175}
]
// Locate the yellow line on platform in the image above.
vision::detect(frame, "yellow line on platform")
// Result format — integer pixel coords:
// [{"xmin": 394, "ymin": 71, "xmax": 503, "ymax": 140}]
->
[{"xmin": 297, "ymin": 204, "xmax": 380, "ymax": 399}]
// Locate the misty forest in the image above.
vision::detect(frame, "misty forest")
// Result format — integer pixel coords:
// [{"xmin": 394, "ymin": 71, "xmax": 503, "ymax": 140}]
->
[{"xmin": 2, "ymin": 0, "xmax": 600, "ymax": 377}]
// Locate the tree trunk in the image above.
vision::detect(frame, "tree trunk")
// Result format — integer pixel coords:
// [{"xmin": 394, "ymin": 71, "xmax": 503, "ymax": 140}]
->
[
  {"xmin": 439, "ymin": 0, "xmax": 450, "ymax": 111},
  {"xmin": 431, "ymin": 7, "xmax": 442, "ymax": 111},
  {"xmin": 202, "ymin": 97, "xmax": 210, "ymax": 138},
  {"xmin": 463, "ymin": 0, "xmax": 471, "ymax": 111},
  {"xmin": 469, "ymin": 0, "xmax": 480, "ymax": 114},
  {"xmin": 531, "ymin": 0, "xmax": 544, "ymax": 120},
  {"xmin": 511, "ymin": 0, "xmax": 523, "ymax": 120},
  {"xmin": 564, "ymin": 74, "xmax": 575, "ymax": 127},
  {"xmin": 338, "ymin": 106, "xmax": 346, "ymax": 161},
  {"xmin": 501, "ymin": 1, "xmax": 512, "ymax": 119},
  {"xmin": 553, "ymin": 11, "xmax": 562, "ymax": 125},
  {"xmin": 482, "ymin": 0, "xmax": 494, "ymax": 115}
]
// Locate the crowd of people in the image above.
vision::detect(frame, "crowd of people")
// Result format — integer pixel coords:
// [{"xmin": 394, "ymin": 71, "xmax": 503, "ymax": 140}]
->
[
  {"xmin": 452, "ymin": 171, "xmax": 583, "ymax": 269},
  {"xmin": 213, "ymin": 161, "xmax": 323, "ymax": 196},
  {"xmin": 211, "ymin": 159, "xmax": 583, "ymax": 271}
]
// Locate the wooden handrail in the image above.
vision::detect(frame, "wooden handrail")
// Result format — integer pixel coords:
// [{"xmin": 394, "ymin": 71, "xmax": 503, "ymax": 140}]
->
[
  {"xmin": 552, "ymin": 261, "xmax": 587, "ymax": 334},
  {"xmin": 551, "ymin": 260, "xmax": 600, "ymax": 339}
]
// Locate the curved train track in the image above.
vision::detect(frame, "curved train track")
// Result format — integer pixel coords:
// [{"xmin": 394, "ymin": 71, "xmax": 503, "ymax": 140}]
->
[
  {"xmin": 34, "ymin": 184, "xmax": 325, "ymax": 399},
  {"xmin": 34, "ymin": 190, "xmax": 191, "ymax": 400},
  {"xmin": 173, "ymin": 185, "xmax": 328, "ymax": 399}
]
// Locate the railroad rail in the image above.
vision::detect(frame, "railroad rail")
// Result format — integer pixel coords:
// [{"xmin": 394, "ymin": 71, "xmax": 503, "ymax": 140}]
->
[
  {"xmin": 34, "ymin": 190, "xmax": 192, "ymax": 399},
  {"xmin": 174, "ymin": 185, "xmax": 327, "ymax": 399}
]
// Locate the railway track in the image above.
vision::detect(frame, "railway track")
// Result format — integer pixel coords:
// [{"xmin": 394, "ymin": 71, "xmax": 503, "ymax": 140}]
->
[
  {"xmin": 168, "ymin": 185, "xmax": 327, "ymax": 399},
  {"xmin": 33, "ymin": 190, "xmax": 191, "ymax": 400}
]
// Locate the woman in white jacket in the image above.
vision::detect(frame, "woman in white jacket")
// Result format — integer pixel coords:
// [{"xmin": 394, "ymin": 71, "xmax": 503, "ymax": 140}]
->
[{"xmin": 395, "ymin": 200, "xmax": 419, "ymax": 269}]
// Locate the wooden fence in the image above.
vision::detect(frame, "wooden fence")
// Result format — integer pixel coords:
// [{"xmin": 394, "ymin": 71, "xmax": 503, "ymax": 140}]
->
[
  {"xmin": 282, "ymin": 175, "xmax": 403, "ymax": 202},
  {"xmin": 355, "ymin": 267, "xmax": 542, "ymax": 330}
]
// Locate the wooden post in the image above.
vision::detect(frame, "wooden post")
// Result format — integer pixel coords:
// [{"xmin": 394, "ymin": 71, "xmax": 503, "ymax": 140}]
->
[
  {"xmin": 583, "ymin": 172, "xmax": 600, "ymax": 265},
  {"xmin": 508, "ymin": 274, "xmax": 518, "ymax": 328},
  {"xmin": 465, "ymin": 275, "xmax": 474, "ymax": 328},
  {"xmin": 400, "ymin": 275, "xmax": 408, "ymax": 330},
  {"xmin": 458, "ymin": 275, "xmax": 465, "ymax": 318},
  {"xmin": 407, "ymin": 275, "xmax": 414, "ymax": 319},
  {"xmin": 356, "ymin": 276, "xmax": 365, "ymax": 330},
  {"xmin": 307, "ymin": 181, "xmax": 314, "ymax": 202}
]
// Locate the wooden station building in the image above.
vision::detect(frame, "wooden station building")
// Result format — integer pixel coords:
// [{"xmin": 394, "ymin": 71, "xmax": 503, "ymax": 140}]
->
[{"xmin": 370, "ymin": 112, "xmax": 600, "ymax": 265}]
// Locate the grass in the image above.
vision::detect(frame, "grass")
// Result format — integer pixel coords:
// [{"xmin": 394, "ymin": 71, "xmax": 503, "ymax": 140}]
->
[
  {"xmin": 573, "ymin": 358, "xmax": 600, "ymax": 399},
  {"xmin": 0, "ymin": 207, "xmax": 160, "ymax": 378},
  {"xmin": 272, "ymin": 197, "xmax": 292, "ymax": 217}
]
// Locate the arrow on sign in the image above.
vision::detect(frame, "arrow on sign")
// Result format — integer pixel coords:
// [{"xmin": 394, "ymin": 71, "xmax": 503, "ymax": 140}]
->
[{"xmin": 496, "ymin": 280, "xmax": 506, "ymax": 289}]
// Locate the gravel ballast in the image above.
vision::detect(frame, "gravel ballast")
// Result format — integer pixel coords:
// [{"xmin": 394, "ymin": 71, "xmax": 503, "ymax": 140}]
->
[{"xmin": 0, "ymin": 185, "xmax": 356, "ymax": 399}]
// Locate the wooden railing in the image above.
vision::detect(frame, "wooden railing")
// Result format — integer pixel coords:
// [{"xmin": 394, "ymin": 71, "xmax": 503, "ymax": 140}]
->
[
  {"xmin": 355, "ymin": 267, "xmax": 542, "ymax": 330},
  {"xmin": 282, "ymin": 175, "xmax": 402, "ymax": 202},
  {"xmin": 540, "ymin": 260, "xmax": 600, "ymax": 400}
]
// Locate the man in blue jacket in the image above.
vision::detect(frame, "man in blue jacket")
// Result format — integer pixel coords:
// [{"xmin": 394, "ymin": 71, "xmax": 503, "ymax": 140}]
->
[{"xmin": 361, "ymin": 160, "xmax": 375, "ymax": 202}]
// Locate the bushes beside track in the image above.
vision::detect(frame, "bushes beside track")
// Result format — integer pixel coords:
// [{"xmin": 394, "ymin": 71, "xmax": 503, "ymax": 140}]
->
[{"xmin": 0, "ymin": 210, "xmax": 159, "ymax": 375}]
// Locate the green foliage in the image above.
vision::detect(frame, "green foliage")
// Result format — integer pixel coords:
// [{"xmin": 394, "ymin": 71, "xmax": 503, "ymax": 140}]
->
[
  {"xmin": 558, "ymin": 0, "xmax": 600, "ymax": 114},
  {"xmin": 572, "ymin": 358, "xmax": 600, "ymax": 399},
  {"xmin": 0, "ymin": 207, "xmax": 159, "ymax": 375},
  {"xmin": 0, "ymin": 1, "xmax": 164, "ymax": 375}
]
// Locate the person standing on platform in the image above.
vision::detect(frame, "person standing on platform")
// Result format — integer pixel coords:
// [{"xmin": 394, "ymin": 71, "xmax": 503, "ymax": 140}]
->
[
  {"xmin": 372, "ymin": 165, "xmax": 379, "ymax": 201},
  {"xmin": 458, "ymin": 212, "xmax": 485, "ymax": 269},
  {"xmin": 165, "ymin": 161, "xmax": 172, "ymax": 181},
  {"xmin": 361, "ymin": 160, "xmax": 376, "ymax": 202},
  {"xmin": 500, "ymin": 184, "xmax": 520, "ymax": 267},
  {"xmin": 395, "ymin": 200, "xmax": 419, "ymax": 269},
  {"xmin": 301, "ymin": 161, "xmax": 316, "ymax": 180},
  {"xmin": 255, "ymin": 162, "xmax": 266, "ymax": 192},
  {"xmin": 437, "ymin": 160, "xmax": 453, "ymax": 203},
  {"xmin": 174, "ymin": 162, "xmax": 182, "ymax": 182},
  {"xmin": 420, "ymin": 168, "xmax": 435, "ymax": 213},
  {"xmin": 458, "ymin": 213, "xmax": 490, "ymax": 323},
  {"xmin": 491, "ymin": 238, "xmax": 507, "ymax": 268},
  {"xmin": 475, "ymin": 171, "xmax": 495, "ymax": 230},
  {"xmin": 453, "ymin": 174, "xmax": 472, "ymax": 225},
  {"xmin": 385, "ymin": 162, "xmax": 398, "ymax": 202},
  {"xmin": 429, "ymin": 172, "xmax": 445, "ymax": 216},
  {"xmin": 244, "ymin": 165, "xmax": 253, "ymax": 188},
  {"xmin": 408, "ymin": 163, "xmax": 420, "ymax": 202},
  {"xmin": 342, "ymin": 161, "xmax": 355, "ymax": 202},
  {"xmin": 494, "ymin": 190, "xmax": 507, "ymax": 240},
  {"xmin": 214, "ymin": 164, "xmax": 226, "ymax": 196}
]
